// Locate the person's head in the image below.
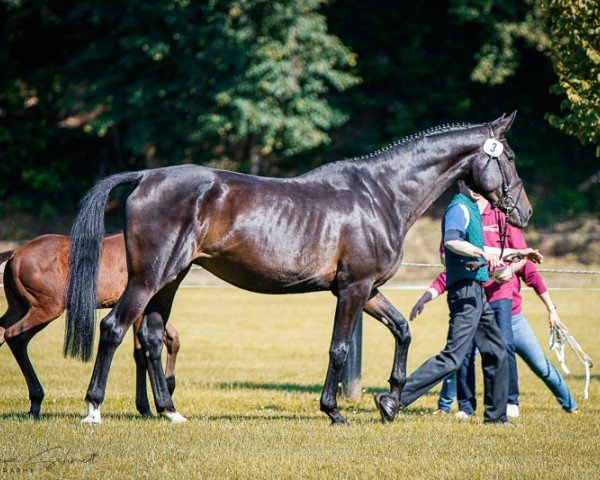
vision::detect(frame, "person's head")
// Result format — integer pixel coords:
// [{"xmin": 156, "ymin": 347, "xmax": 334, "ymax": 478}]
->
[{"xmin": 457, "ymin": 180, "xmax": 481, "ymax": 201}]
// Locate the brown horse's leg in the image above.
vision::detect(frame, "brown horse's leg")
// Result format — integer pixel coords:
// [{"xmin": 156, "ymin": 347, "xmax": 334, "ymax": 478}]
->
[
  {"xmin": 136, "ymin": 269, "xmax": 188, "ymax": 422},
  {"xmin": 5, "ymin": 307, "xmax": 62, "ymax": 418},
  {"xmin": 364, "ymin": 291, "xmax": 412, "ymax": 423},
  {"xmin": 320, "ymin": 281, "xmax": 372, "ymax": 425},
  {"xmin": 132, "ymin": 316, "xmax": 153, "ymax": 417},
  {"xmin": 163, "ymin": 323, "xmax": 180, "ymax": 396}
]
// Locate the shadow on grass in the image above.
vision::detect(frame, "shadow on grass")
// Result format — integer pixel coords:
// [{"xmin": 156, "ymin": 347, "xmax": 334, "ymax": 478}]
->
[
  {"xmin": 571, "ymin": 373, "xmax": 600, "ymax": 380},
  {"xmin": 206, "ymin": 381, "xmax": 323, "ymax": 393},
  {"xmin": 206, "ymin": 381, "xmax": 442, "ymax": 397},
  {"xmin": 0, "ymin": 411, "xmax": 81, "ymax": 421}
]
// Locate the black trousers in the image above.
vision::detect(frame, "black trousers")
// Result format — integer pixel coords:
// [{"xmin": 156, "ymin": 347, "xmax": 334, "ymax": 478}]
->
[{"xmin": 400, "ymin": 279, "xmax": 508, "ymax": 422}]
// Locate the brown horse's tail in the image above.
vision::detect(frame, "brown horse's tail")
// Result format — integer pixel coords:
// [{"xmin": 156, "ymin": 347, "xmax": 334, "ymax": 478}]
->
[
  {"xmin": 65, "ymin": 171, "xmax": 143, "ymax": 362},
  {"xmin": 0, "ymin": 250, "xmax": 14, "ymax": 265}
]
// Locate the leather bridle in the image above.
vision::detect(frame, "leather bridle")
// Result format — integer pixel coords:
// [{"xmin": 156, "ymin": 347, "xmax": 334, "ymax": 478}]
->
[{"xmin": 485, "ymin": 123, "xmax": 524, "ymax": 217}]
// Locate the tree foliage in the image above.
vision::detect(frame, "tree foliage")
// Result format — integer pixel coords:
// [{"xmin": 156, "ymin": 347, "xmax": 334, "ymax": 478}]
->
[
  {"xmin": 542, "ymin": 0, "xmax": 600, "ymax": 156},
  {"xmin": 62, "ymin": 0, "xmax": 358, "ymax": 174},
  {"xmin": 0, "ymin": 0, "xmax": 597, "ymax": 225}
]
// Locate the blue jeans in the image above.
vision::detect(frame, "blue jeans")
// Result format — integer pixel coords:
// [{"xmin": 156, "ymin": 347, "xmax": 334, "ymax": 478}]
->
[
  {"xmin": 437, "ymin": 374, "xmax": 456, "ymax": 412},
  {"xmin": 512, "ymin": 313, "xmax": 577, "ymax": 412}
]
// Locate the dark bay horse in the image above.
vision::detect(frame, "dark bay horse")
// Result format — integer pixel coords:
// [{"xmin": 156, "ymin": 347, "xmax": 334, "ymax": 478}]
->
[
  {"xmin": 0, "ymin": 234, "xmax": 180, "ymax": 418},
  {"xmin": 66, "ymin": 112, "xmax": 532, "ymax": 425}
]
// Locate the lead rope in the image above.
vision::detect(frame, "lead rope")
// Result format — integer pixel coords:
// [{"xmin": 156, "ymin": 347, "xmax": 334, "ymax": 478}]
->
[{"xmin": 549, "ymin": 321, "xmax": 594, "ymax": 399}]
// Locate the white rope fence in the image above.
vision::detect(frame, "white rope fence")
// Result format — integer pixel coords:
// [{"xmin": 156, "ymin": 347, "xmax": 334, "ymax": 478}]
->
[{"xmin": 399, "ymin": 262, "xmax": 600, "ymax": 275}]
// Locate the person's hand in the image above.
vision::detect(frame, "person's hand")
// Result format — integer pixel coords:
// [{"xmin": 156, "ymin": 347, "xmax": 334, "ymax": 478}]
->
[
  {"xmin": 548, "ymin": 307, "xmax": 560, "ymax": 328},
  {"xmin": 480, "ymin": 251, "xmax": 501, "ymax": 270},
  {"xmin": 410, "ymin": 298, "xmax": 427, "ymax": 321},
  {"xmin": 518, "ymin": 248, "xmax": 544, "ymax": 264},
  {"xmin": 492, "ymin": 266, "xmax": 513, "ymax": 284}
]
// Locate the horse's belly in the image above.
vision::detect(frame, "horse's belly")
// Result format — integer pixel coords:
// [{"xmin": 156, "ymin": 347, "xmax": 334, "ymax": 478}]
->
[{"xmin": 196, "ymin": 255, "xmax": 335, "ymax": 294}]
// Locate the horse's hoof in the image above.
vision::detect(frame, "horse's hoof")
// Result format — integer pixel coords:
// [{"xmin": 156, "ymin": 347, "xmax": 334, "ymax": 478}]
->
[
  {"xmin": 82, "ymin": 401, "xmax": 102, "ymax": 424},
  {"xmin": 81, "ymin": 415, "xmax": 102, "ymax": 424},
  {"xmin": 374, "ymin": 392, "xmax": 399, "ymax": 423},
  {"xmin": 161, "ymin": 410, "xmax": 187, "ymax": 423},
  {"xmin": 137, "ymin": 409, "xmax": 154, "ymax": 419},
  {"xmin": 166, "ymin": 376, "xmax": 176, "ymax": 396},
  {"xmin": 28, "ymin": 410, "xmax": 41, "ymax": 420},
  {"xmin": 331, "ymin": 418, "xmax": 350, "ymax": 426}
]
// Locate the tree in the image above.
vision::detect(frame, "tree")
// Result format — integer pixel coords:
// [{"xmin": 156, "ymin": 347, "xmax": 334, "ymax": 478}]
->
[
  {"xmin": 63, "ymin": 0, "xmax": 358, "ymax": 174},
  {"xmin": 449, "ymin": 0, "xmax": 599, "ymax": 156},
  {"xmin": 542, "ymin": 0, "xmax": 599, "ymax": 156}
]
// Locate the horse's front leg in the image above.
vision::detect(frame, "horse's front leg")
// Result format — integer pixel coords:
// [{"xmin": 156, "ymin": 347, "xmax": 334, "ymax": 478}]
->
[
  {"xmin": 364, "ymin": 290, "xmax": 412, "ymax": 423},
  {"xmin": 320, "ymin": 281, "xmax": 372, "ymax": 426}
]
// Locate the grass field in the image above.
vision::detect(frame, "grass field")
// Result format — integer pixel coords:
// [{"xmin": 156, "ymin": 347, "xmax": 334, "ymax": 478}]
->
[{"xmin": 0, "ymin": 287, "xmax": 598, "ymax": 479}]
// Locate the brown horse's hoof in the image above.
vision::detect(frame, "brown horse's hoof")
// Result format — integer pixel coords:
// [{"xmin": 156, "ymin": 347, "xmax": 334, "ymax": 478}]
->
[{"xmin": 374, "ymin": 392, "xmax": 399, "ymax": 423}]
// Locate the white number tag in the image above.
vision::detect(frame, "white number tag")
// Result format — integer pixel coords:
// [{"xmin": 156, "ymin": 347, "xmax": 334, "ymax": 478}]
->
[{"xmin": 484, "ymin": 138, "xmax": 504, "ymax": 157}]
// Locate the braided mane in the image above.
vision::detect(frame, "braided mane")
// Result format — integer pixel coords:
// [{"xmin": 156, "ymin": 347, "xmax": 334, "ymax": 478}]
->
[{"xmin": 352, "ymin": 122, "xmax": 473, "ymax": 161}]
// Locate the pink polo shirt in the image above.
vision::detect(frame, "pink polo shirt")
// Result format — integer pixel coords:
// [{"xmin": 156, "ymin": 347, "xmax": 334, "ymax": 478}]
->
[
  {"xmin": 512, "ymin": 260, "xmax": 547, "ymax": 315},
  {"xmin": 481, "ymin": 203, "xmax": 527, "ymax": 302},
  {"xmin": 431, "ymin": 203, "xmax": 528, "ymax": 303}
]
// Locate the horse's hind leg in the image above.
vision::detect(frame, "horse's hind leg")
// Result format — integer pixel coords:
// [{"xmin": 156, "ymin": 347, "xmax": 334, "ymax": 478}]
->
[
  {"xmin": 132, "ymin": 319, "xmax": 180, "ymax": 417},
  {"xmin": 3, "ymin": 304, "xmax": 61, "ymax": 418},
  {"xmin": 6, "ymin": 324, "xmax": 49, "ymax": 419},
  {"xmin": 363, "ymin": 291, "xmax": 411, "ymax": 423},
  {"xmin": 132, "ymin": 316, "xmax": 153, "ymax": 417},
  {"xmin": 163, "ymin": 323, "xmax": 180, "ymax": 395},
  {"xmin": 83, "ymin": 281, "xmax": 155, "ymax": 424},
  {"xmin": 320, "ymin": 281, "xmax": 372, "ymax": 425},
  {"xmin": 137, "ymin": 269, "xmax": 189, "ymax": 423}
]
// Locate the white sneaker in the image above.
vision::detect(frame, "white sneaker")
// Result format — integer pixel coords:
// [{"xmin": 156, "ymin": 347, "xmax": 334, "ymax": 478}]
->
[
  {"xmin": 507, "ymin": 404, "xmax": 520, "ymax": 418},
  {"xmin": 455, "ymin": 411, "xmax": 472, "ymax": 420}
]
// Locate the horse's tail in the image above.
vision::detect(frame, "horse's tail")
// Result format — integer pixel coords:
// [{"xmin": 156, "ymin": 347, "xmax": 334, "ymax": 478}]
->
[
  {"xmin": 64, "ymin": 171, "xmax": 143, "ymax": 362},
  {"xmin": 0, "ymin": 250, "xmax": 15, "ymax": 265}
]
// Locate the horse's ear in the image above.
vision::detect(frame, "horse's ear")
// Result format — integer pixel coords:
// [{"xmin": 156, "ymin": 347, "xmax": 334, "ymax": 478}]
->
[{"xmin": 491, "ymin": 110, "xmax": 517, "ymax": 136}]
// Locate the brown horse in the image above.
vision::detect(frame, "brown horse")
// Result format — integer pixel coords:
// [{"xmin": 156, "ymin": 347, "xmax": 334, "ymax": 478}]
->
[
  {"xmin": 0, "ymin": 234, "xmax": 180, "ymax": 418},
  {"xmin": 66, "ymin": 113, "xmax": 532, "ymax": 425}
]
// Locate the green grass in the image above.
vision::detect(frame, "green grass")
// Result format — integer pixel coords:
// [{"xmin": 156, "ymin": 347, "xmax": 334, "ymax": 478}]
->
[{"xmin": 0, "ymin": 288, "xmax": 598, "ymax": 479}]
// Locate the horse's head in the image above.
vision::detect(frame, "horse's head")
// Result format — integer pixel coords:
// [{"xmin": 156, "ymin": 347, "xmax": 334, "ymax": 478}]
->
[{"xmin": 466, "ymin": 111, "xmax": 532, "ymax": 227}]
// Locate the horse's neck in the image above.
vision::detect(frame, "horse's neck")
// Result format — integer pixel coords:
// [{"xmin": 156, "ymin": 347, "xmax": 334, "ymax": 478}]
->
[{"xmin": 386, "ymin": 132, "xmax": 480, "ymax": 230}]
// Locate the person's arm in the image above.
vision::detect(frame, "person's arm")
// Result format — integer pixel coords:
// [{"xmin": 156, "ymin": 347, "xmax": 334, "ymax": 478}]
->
[
  {"xmin": 410, "ymin": 288, "xmax": 440, "ymax": 321},
  {"xmin": 443, "ymin": 203, "xmax": 501, "ymax": 269},
  {"xmin": 484, "ymin": 245, "xmax": 544, "ymax": 264},
  {"xmin": 539, "ymin": 291, "xmax": 560, "ymax": 328},
  {"xmin": 518, "ymin": 261, "xmax": 559, "ymax": 328},
  {"xmin": 410, "ymin": 271, "xmax": 445, "ymax": 321},
  {"xmin": 445, "ymin": 235, "xmax": 502, "ymax": 269}
]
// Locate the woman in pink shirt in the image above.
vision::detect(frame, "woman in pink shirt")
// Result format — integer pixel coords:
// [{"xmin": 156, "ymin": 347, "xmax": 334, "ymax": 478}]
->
[{"xmin": 510, "ymin": 261, "xmax": 576, "ymax": 412}]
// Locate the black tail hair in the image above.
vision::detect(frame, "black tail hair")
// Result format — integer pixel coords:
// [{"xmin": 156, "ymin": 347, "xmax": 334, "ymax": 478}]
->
[
  {"xmin": 64, "ymin": 171, "xmax": 142, "ymax": 361},
  {"xmin": 0, "ymin": 250, "xmax": 14, "ymax": 265}
]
